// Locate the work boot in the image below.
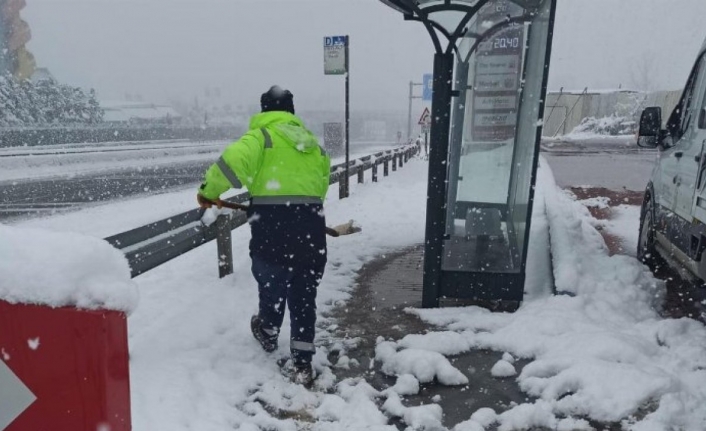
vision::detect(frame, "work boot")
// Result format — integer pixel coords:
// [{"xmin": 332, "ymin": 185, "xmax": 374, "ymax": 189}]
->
[
  {"xmin": 292, "ymin": 363, "xmax": 315, "ymax": 388},
  {"xmin": 250, "ymin": 315, "xmax": 278, "ymax": 353}
]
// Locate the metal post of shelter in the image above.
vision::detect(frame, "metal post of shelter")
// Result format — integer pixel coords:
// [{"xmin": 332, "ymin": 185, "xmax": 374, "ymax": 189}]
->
[
  {"xmin": 422, "ymin": 52, "xmax": 455, "ymax": 308},
  {"xmin": 344, "ymin": 35, "xmax": 351, "ymax": 198}
]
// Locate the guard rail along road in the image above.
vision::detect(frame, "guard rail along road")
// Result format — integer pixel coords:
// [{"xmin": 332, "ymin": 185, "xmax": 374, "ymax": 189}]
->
[{"xmin": 104, "ymin": 144, "xmax": 419, "ymax": 278}]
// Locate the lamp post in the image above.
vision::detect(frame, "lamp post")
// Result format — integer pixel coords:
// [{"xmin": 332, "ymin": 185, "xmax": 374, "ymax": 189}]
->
[{"xmin": 380, "ymin": 0, "xmax": 557, "ymax": 308}]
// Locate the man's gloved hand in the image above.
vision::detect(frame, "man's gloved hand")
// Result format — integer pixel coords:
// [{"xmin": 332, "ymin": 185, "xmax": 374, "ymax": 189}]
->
[{"xmin": 197, "ymin": 194, "xmax": 223, "ymax": 209}]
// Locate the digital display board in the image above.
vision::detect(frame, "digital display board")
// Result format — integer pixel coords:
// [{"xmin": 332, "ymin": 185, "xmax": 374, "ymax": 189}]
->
[{"xmin": 471, "ymin": 0, "xmax": 525, "ymax": 142}]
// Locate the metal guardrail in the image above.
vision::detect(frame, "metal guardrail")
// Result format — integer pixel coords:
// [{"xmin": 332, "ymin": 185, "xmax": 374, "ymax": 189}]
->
[
  {"xmin": 105, "ymin": 144, "xmax": 419, "ymax": 278},
  {"xmin": 0, "ymin": 125, "xmax": 243, "ymax": 148}
]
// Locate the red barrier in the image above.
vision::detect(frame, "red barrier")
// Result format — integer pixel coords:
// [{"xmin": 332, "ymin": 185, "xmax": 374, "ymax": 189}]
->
[{"xmin": 0, "ymin": 300, "xmax": 131, "ymax": 431}]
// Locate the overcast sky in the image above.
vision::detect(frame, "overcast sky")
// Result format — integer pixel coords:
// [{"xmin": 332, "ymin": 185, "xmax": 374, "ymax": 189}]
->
[{"xmin": 24, "ymin": 0, "xmax": 706, "ymax": 111}]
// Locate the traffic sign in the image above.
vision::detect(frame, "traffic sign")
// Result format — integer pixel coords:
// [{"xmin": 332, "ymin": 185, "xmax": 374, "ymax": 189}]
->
[
  {"xmin": 423, "ymin": 74, "xmax": 433, "ymax": 101},
  {"xmin": 324, "ymin": 35, "xmax": 348, "ymax": 75},
  {"xmin": 0, "ymin": 361, "xmax": 35, "ymax": 430},
  {"xmin": 418, "ymin": 107, "xmax": 431, "ymax": 126}
]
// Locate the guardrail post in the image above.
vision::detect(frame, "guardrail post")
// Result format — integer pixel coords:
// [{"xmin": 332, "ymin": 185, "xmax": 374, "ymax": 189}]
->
[
  {"xmin": 384, "ymin": 158, "xmax": 389, "ymax": 176},
  {"xmin": 372, "ymin": 162, "xmax": 378, "ymax": 182},
  {"xmin": 392, "ymin": 154, "xmax": 397, "ymax": 171},
  {"xmin": 339, "ymin": 171, "xmax": 347, "ymax": 199},
  {"xmin": 399, "ymin": 153, "xmax": 404, "ymax": 168},
  {"xmin": 216, "ymin": 214, "xmax": 233, "ymax": 278},
  {"xmin": 357, "ymin": 166, "xmax": 365, "ymax": 184}
]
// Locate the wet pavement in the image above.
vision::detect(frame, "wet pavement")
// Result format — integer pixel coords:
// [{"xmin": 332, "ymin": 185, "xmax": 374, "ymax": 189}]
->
[
  {"xmin": 324, "ymin": 246, "xmax": 622, "ymax": 431},
  {"xmin": 543, "ymin": 152, "xmax": 656, "ymax": 191},
  {"xmin": 326, "ymin": 246, "xmax": 535, "ymax": 429}
]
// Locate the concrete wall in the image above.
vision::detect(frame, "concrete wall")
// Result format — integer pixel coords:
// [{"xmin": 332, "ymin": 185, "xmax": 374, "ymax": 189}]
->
[{"xmin": 542, "ymin": 89, "xmax": 682, "ymax": 136}]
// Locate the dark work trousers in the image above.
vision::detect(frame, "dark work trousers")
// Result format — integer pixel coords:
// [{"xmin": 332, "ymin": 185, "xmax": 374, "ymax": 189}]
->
[
  {"xmin": 247, "ymin": 203, "xmax": 327, "ymax": 366},
  {"xmin": 251, "ymin": 255, "xmax": 325, "ymax": 365}
]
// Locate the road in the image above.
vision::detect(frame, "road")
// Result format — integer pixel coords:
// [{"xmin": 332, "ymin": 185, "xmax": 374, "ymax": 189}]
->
[
  {"xmin": 543, "ymin": 150, "xmax": 657, "ymax": 191},
  {"xmin": 0, "ymin": 162, "xmax": 210, "ymax": 220},
  {"xmin": 0, "ymin": 140, "xmax": 399, "ymax": 221}
]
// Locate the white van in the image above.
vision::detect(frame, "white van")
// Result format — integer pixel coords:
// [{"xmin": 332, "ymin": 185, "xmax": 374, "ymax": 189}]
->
[{"xmin": 637, "ymin": 36, "xmax": 706, "ymax": 283}]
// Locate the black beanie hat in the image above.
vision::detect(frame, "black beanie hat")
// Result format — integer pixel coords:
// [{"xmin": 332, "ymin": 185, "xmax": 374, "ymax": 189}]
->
[{"xmin": 260, "ymin": 85, "xmax": 295, "ymax": 114}]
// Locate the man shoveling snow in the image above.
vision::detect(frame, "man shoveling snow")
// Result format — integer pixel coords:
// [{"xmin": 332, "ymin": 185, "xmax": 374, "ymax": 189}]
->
[{"xmin": 196, "ymin": 85, "xmax": 333, "ymax": 387}]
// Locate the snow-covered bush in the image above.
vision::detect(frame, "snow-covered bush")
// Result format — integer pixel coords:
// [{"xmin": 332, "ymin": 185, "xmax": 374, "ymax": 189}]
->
[{"xmin": 0, "ymin": 75, "xmax": 103, "ymax": 127}]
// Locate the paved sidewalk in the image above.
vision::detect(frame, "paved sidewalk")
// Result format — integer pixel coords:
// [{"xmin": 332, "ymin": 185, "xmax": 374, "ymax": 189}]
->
[{"xmin": 327, "ymin": 247, "xmax": 550, "ymax": 430}]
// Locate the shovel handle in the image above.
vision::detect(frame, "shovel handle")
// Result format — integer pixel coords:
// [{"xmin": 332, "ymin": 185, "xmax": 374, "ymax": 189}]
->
[{"xmin": 207, "ymin": 199, "xmax": 340, "ymax": 237}]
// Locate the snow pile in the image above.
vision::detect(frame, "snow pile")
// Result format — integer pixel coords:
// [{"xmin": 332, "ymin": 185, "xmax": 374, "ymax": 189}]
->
[
  {"xmin": 602, "ymin": 204, "xmax": 642, "ymax": 257},
  {"xmin": 409, "ymin": 162, "xmax": 706, "ymax": 430},
  {"xmin": 490, "ymin": 359, "xmax": 516, "ymax": 378},
  {"xmin": 569, "ymin": 115, "xmax": 637, "ymax": 137},
  {"xmin": 0, "ymin": 224, "xmax": 137, "ymax": 312},
  {"xmin": 389, "ymin": 374, "xmax": 420, "ymax": 395},
  {"xmin": 376, "ymin": 339, "xmax": 469, "ymax": 385}
]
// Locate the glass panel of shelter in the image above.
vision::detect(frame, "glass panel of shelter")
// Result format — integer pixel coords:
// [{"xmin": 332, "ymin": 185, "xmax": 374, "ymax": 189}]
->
[{"xmin": 442, "ymin": 0, "xmax": 551, "ymax": 274}]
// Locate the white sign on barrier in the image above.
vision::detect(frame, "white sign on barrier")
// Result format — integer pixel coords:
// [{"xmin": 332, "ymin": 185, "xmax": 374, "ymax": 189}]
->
[{"xmin": 0, "ymin": 361, "xmax": 35, "ymax": 430}]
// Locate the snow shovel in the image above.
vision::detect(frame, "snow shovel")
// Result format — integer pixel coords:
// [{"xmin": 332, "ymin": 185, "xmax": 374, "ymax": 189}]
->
[{"xmin": 199, "ymin": 199, "xmax": 361, "ymax": 237}]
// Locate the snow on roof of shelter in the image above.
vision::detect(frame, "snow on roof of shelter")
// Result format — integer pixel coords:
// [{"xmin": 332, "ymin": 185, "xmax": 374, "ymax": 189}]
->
[
  {"xmin": 101, "ymin": 100, "xmax": 181, "ymax": 123},
  {"xmin": 0, "ymin": 224, "xmax": 138, "ymax": 313}
]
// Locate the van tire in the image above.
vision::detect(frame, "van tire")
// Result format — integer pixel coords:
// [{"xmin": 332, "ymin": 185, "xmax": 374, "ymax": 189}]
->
[{"xmin": 638, "ymin": 193, "xmax": 659, "ymax": 268}]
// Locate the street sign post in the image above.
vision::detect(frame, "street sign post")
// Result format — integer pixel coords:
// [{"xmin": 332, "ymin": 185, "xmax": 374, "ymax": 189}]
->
[{"xmin": 324, "ymin": 35, "xmax": 351, "ymax": 197}]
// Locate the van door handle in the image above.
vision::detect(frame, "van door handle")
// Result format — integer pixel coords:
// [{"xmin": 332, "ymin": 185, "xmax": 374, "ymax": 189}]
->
[
  {"xmin": 674, "ymin": 151, "xmax": 684, "ymax": 158},
  {"xmin": 696, "ymin": 154, "xmax": 701, "ymax": 162}
]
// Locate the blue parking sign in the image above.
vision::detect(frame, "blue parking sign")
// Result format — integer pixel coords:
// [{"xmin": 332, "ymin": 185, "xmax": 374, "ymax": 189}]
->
[
  {"xmin": 423, "ymin": 74, "xmax": 433, "ymax": 101},
  {"xmin": 324, "ymin": 36, "xmax": 347, "ymax": 47}
]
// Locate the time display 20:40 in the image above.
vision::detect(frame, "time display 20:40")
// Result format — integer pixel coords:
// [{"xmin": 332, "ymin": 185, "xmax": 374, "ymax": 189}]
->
[{"xmin": 493, "ymin": 36, "xmax": 520, "ymax": 49}]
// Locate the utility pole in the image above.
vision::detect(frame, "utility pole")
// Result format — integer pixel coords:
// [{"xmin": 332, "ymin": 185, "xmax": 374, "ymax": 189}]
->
[{"xmin": 407, "ymin": 80, "xmax": 423, "ymax": 140}]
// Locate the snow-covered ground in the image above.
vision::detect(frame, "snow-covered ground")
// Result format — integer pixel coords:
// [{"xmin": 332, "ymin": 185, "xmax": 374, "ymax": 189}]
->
[{"xmin": 3, "ymin": 156, "xmax": 706, "ymax": 430}]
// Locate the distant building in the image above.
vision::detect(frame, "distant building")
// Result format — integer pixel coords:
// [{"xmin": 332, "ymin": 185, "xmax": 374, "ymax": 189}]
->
[{"xmin": 101, "ymin": 101, "xmax": 183, "ymax": 125}]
